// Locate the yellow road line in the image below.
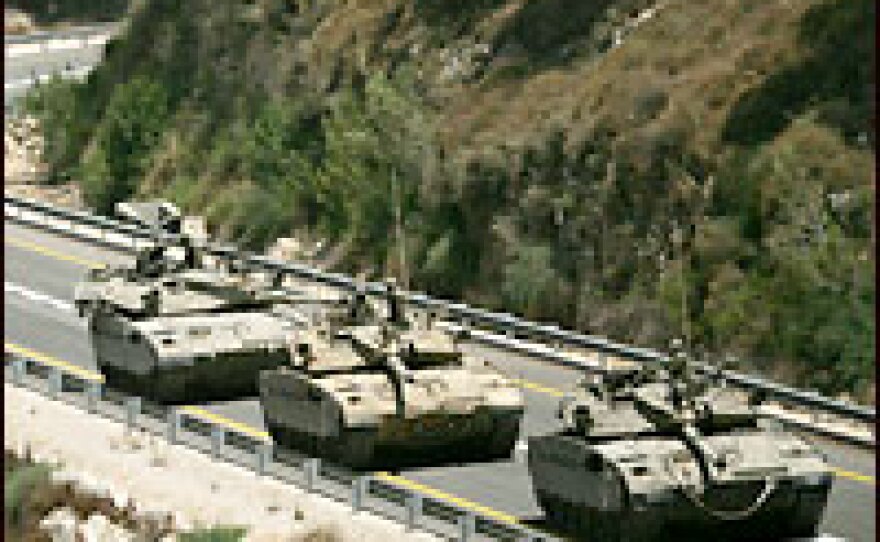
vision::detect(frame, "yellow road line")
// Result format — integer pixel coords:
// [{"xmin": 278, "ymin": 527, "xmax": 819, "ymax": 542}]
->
[
  {"xmin": 179, "ymin": 405, "xmax": 271, "ymax": 442},
  {"xmin": 5, "ymin": 342, "xmax": 104, "ymax": 383},
  {"xmin": 5, "ymin": 236, "xmax": 105, "ymax": 269},
  {"xmin": 374, "ymin": 471, "xmax": 521, "ymax": 526},
  {"xmin": 832, "ymin": 468, "xmax": 875, "ymax": 484},
  {"xmin": 511, "ymin": 378, "xmax": 566, "ymax": 397}
]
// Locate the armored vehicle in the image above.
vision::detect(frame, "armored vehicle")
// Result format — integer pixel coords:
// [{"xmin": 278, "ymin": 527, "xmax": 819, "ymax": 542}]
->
[
  {"xmin": 259, "ymin": 281, "xmax": 525, "ymax": 470},
  {"xmin": 527, "ymin": 349, "xmax": 832, "ymax": 541},
  {"xmin": 74, "ymin": 226, "xmax": 298, "ymax": 403},
  {"xmin": 116, "ymin": 200, "xmax": 183, "ymax": 234}
]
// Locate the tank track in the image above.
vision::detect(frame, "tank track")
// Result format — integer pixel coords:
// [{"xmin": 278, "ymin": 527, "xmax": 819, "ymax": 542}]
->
[
  {"xmin": 534, "ymin": 483, "xmax": 828, "ymax": 542},
  {"xmin": 97, "ymin": 351, "xmax": 288, "ymax": 404},
  {"xmin": 265, "ymin": 411, "xmax": 521, "ymax": 471}
]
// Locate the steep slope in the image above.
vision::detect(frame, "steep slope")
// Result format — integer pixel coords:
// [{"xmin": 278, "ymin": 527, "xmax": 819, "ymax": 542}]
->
[{"xmin": 24, "ymin": 0, "xmax": 875, "ymax": 400}]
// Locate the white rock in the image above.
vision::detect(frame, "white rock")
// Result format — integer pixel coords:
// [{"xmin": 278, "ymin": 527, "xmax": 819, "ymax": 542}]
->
[
  {"xmin": 40, "ymin": 507, "xmax": 79, "ymax": 542},
  {"xmin": 83, "ymin": 513, "xmax": 138, "ymax": 542},
  {"xmin": 113, "ymin": 491, "xmax": 131, "ymax": 509}
]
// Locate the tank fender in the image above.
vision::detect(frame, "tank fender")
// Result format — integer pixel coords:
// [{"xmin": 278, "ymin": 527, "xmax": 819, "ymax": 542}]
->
[
  {"xmin": 340, "ymin": 399, "xmax": 397, "ymax": 428},
  {"xmin": 595, "ymin": 439, "xmax": 703, "ymax": 500}
]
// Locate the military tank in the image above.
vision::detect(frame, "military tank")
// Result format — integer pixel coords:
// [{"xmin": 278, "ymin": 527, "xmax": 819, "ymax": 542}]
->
[
  {"xmin": 74, "ymin": 213, "xmax": 299, "ymax": 403},
  {"xmin": 259, "ymin": 280, "xmax": 525, "ymax": 470},
  {"xmin": 527, "ymin": 346, "xmax": 833, "ymax": 541}
]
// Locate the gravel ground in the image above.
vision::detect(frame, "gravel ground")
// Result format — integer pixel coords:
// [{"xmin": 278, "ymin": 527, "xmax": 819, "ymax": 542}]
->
[{"xmin": 5, "ymin": 383, "xmax": 438, "ymax": 542}]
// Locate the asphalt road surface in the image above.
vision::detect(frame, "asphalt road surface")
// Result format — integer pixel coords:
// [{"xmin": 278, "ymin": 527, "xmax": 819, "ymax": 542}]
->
[
  {"xmin": 4, "ymin": 220, "xmax": 876, "ymax": 541},
  {"xmin": 5, "ymin": 29, "xmax": 111, "ymax": 108}
]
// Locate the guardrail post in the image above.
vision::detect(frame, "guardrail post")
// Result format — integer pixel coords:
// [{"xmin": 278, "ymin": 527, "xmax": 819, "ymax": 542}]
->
[
  {"xmin": 10, "ymin": 356, "xmax": 26, "ymax": 385},
  {"xmin": 167, "ymin": 409, "xmax": 181, "ymax": 444},
  {"xmin": 256, "ymin": 442, "xmax": 273, "ymax": 475},
  {"xmin": 304, "ymin": 458, "xmax": 320, "ymax": 491},
  {"xmin": 125, "ymin": 397, "xmax": 141, "ymax": 431},
  {"xmin": 351, "ymin": 475, "xmax": 370, "ymax": 512},
  {"xmin": 457, "ymin": 512, "xmax": 475, "ymax": 542},
  {"xmin": 48, "ymin": 367, "xmax": 62, "ymax": 398},
  {"xmin": 86, "ymin": 381, "xmax": 102, "ymax": 412},
  {"xmin": 406, "ymin": 494, "xmax": 421, "ymax": 531},
  {"xmin": 211, "ymin": 428, "xmax": 225, "ymax": 457}
]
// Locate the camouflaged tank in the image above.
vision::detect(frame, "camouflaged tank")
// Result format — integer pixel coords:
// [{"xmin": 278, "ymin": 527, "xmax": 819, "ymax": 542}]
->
[
  {"xmin": 74, "ymin": 228, "xmax": 297, "ymax": 403},
  {"xmin": 258, "ymin": 280, "xmax": 525, "ymax": 470},
  {"xmin": 528, "ymin": 349, "xmax": 833, "ymax": 541}
]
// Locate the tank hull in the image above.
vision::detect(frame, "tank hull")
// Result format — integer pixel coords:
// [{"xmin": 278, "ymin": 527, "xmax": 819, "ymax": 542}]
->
[
  {"xmin": 92, "ymin": 313, "xmax": 289, "ymax": 404},
  {"xmin": 529, "ymin": 432, "xmax": 831, "ymax": 541},
  {"xmin": 98, "ymin": 352, "xmax": 289, "ymax": 404},
  {"xmin": 535, "ymin": 481, "xmax": 829, "ymax": 541},
  {"xmin": 265, "ymin": 408, "xmax": 523, "ymax": 470}
]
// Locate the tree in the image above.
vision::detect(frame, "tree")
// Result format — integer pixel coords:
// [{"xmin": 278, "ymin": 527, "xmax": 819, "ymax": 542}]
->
[{"xmin": 83, "ymin": 75, "xmax": 168, "ymax": 213}]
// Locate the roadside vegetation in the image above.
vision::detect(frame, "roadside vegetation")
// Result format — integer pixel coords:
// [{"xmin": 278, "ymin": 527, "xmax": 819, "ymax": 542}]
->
[
  {"xmin": 4, "ymin": 450, "xmax": 173, "ymax": 540},
  {"xmin": 4, "ymin": 450, "xmax": 345, "ymax": 541},
  {"xmin": 23, "ymin": 0, "xmax": 875, "ymax": 401}
]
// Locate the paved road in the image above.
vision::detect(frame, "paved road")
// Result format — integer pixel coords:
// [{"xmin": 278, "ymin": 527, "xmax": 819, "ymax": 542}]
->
[
  {"xmin": 4, "ymin": 220, "xmax": 876, "ymax": 541},
  {"xmin": 4, "ymin": 28, "xmax": 112, "ymax": 109}
]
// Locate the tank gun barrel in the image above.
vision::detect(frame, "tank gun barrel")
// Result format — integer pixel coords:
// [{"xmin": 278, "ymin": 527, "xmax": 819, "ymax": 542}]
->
[
  {"xmin": 385, "ymin": 350, "xmax": 411, "ymax": 417},
  {"xmin": 383, "ymin": 278, "xmax": 405, "ymax": 325}
]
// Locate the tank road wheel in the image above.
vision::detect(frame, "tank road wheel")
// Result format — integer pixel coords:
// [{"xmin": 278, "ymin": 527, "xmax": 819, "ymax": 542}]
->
[
  {"xmin": 149, "ymin": 369, "xmax": 189, "ymax": 404},
  {"xmin": 333, "ymin": 430, "xmax": 378, "ymax": 470},
  {"xmin": 264, "ymin": 418, "xmax": 300, "ymax": 457},
  {"xmin": 97, "ymin": 362, "xmax": 121, "ymax": 390},
  {"xmin": 540, "ymin": 494, "xmax": 567, "ymax": 531},
  {"xmin": 782, "ymin": 487, "xmax": 828, "ymax": 539},
  {"xmin": 485, "ymin": 415, "xmax": 520, "ymax": 460},
  {"xmin": 783, "ymin": 514, "xmax": 821, "ymax": 540},
  {"xmin": 574, "ymin": 504, "xmax": 591, "ymax": 537},
  {"xmin": 594, "ymin": 508, "xmax": 634, "ymax": 542},
  {"xmin": 535, "ymin": 491, "xmax": 555, "ymax": 527},
  {"xmin": 563, "ymin": 501, "xmax": 580, "ymax": 534},
  {"xmin": 617, "ymin": 510, "xmax": 656, "ymax": 542}
]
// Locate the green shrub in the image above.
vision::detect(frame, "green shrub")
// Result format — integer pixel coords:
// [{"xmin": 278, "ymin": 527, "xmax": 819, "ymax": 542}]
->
[{"xmin": 178, "ymin": 526, "xmax": 247, "ymax": 542}]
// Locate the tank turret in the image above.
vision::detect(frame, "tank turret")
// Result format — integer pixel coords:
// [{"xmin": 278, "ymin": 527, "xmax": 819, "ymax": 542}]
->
[
  {"xmin": 259, "ymin": 279, "xmax": 524, "ymax": 470},
  {"xmin": 528, "ymin": 349, "xmax": 833, "ymax": 541},
  {"xmin": 74, "ymin": 216, "xmax": 295, "ymax": 403}
]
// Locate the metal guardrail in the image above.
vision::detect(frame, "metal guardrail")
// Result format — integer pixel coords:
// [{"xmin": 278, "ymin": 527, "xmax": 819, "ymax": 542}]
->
[
  {"xmin": 5, "ymin": 347, "xmax": 551, "ymax": 542},
  {"xmin": 4, "ymin": 24, "xmax": 120, "ymax": 46},
  {"xmin": 4, "ymin": 194, "xmax": 876, "ymax": 428}
]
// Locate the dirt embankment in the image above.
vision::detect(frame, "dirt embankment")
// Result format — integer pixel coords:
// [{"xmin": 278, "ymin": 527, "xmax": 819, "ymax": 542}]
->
[
  {"xmin": 5, "ymin": 116, "xmax": 84, "ymax": 208},
  {"xmin": 5, "ymin": 383, "xmax": 435, "ymax": 542}
]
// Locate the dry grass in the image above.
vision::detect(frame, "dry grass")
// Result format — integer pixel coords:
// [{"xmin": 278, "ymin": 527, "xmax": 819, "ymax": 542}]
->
[
  {"xmin": 4, "ymin": 450, "xmax": 174, "ymax": 541},
  {"xmin": 300, "ymin": 526, "xmax": 343, "ymax": 542},
  {"xmin": 290, "ymin": 0, "xmax": 826, "ymax": 163}
]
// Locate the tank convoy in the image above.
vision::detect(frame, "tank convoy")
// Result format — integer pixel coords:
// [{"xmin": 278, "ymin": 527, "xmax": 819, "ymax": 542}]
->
[
  {"xmin": 527, "ymin": 343, "xmax": 833, "ymax": 541},
  {"xmin": 72, "ymin": 200, "xmax": 837, "ymax": 530},
  {"xmin": 259, "ymin": 280, "xmax": 526, "ymax": 470}
]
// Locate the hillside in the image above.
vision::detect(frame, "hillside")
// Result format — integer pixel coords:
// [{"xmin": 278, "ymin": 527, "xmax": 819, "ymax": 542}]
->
[{"xmin": 24, "ymin": 0, "xmax": 875, "ymax": 401}]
